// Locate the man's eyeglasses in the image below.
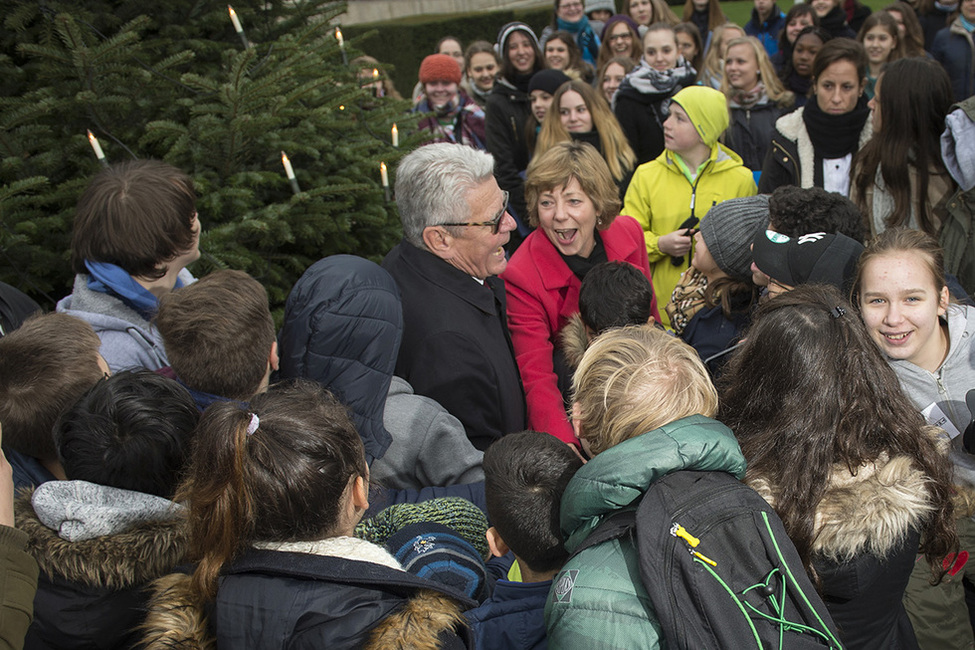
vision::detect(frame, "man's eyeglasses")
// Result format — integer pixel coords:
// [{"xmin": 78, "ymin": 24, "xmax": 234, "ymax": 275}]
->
[{"xmin": 439, "ymin": 190, "xmax": 509, "ymax": 235}]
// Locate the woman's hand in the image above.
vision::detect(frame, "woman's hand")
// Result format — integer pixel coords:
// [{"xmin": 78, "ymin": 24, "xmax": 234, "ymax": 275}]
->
[{"xmin": 658, "ymin": 228, "xmax": 695, "ymax": 256}]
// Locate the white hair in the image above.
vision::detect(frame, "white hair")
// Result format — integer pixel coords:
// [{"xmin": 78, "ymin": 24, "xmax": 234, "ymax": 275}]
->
[{"xmin": 394, "ymin": 144, "xmax": 496, "ymax": 249}]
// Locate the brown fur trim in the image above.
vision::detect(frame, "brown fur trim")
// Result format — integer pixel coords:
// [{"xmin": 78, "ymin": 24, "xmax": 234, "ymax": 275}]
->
[
  {"xmin": 140, "ymin": 574, "xmax": 214, "ymax": 650},
  {"xmin": 364, "ymin": 589, "xmax": 467, "ymax": 650},
  {"xmin": 749, "ymin": 455, "xmax": 934, "ymax": 562},
  {"xmin": 14, "ymin": 490, "xmax": 188, "ymax": 590},
  {"xmin": 559, "ymin": 313, "xmax": 590, "ymax": 371}
]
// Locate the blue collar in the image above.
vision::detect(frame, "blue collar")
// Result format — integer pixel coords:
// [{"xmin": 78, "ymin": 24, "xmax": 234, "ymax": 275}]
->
[{"xmin": 85, "ymin": 260, "xmax": 185, "ymax": 319}]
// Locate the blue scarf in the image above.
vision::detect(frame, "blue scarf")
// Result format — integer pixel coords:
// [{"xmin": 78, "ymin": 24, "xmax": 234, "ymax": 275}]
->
[
  {"xmin": 961, "ymin": 15, "xmax": 975, "ymax": 32},
  {"xmin": 557, "ymin": 15, "xmax": 600, "ymax": 65},
  {"xmin": 85, "ymin": 260, "xmax": 185, "ymax": 320}
]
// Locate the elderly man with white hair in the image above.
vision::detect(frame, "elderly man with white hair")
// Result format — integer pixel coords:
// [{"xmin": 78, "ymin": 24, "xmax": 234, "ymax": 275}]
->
[{"xmin": 383, "ymin": 143, "xmax": 526, "ymax": 451}]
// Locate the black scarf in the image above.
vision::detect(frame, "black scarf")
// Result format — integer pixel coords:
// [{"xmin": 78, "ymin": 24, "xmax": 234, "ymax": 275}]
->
[
  {"xmin": 785, "ymin": 69, "xmax": 812, "ymax": 99},
  {"xmin": 570, "ymin": 130, "xmax": 602, "ymax": 155},
  {"xmin": 802, "ymin": 95, "xmax": 869, "ymax": 159},
  {"xmin": 510, "ymin": 72, "xmax": 533, "ymax": 94},
  {"xmin": 691, "ymin": 9, "xmax": 710, "ymax": 40},
  {"xmin": 560, "ymin": 231, "xmax": 608, "ymax": 280}
]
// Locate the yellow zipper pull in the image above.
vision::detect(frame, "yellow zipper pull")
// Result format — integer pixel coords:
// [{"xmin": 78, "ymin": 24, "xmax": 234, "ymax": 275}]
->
[
  {"xmin": 670, "ymin": 523, "xmax": 717, "ymax": 567},
  {"xmin": 670, "ymin": 523, "xmax": 700, "ymax": 547}
]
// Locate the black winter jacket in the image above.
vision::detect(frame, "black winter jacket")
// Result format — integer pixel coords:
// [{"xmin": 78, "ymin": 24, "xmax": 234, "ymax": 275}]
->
[
  {"xmin": 615, "ymin": 83, "xmax": 682, "ymax": 166},
  {"xmin": 485, "ymin": 79, "xmax": 532, "ymax": 222},
  {"xmin": 142, "ymin": 549, "xmax": 475, "ymax": 649},
  {"xmin": 726, "ymin": 101, "xmax": 788, "ymax": 172},
  {"xmin": 383, "ymin": 241, "xmax": 526, "ymax": 451},
  {"xmin": 16, "ymin": 493, "xmax": 186, "ymax": 650}
]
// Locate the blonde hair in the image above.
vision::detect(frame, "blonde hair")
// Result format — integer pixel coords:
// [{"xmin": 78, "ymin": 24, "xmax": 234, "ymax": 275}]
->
[
  {"xmin": 535, "ymin": 80, "xmax": 636, "ymax": 183},
  {"xmin": 719, "ymin": 36, "xmax": 795, "ymax": 108},
  {"xmin": 699, "ymin": 23, "xmax": 744, "ymax": 84},
  {"xmin": 572, "ymin": 325, "xmax": 718, "ymax": 455},
  {"xmin": 525, "ymin": 140, "xmax": 621, "ymax": 228}
]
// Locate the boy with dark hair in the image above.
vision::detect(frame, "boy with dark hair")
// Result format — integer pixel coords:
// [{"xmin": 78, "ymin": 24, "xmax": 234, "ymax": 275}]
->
[
  {"xmin": 559, "ymin": 261, "xmax": 656, "ymax": 391},
  {"xmin": 749, "ymin": 185, "xmax": 865, "ymax": 289},
  {"xmin": 55, "ymin": 369, "xmax": 199, "ymax": 498},
  {"xmin": 0, "ymin": 313, "xmax": 108, "ymax": 489},
  {"xmin": 579, "ymin": 261, "xmax": 656, "ymax": 341},
  {"xmin": 17, "ymin": 370, "xmax": 197, "ymax": 649},
  {"xmin": 465, "ymin": 431, "xmax": 583, "ymax": 649},
  {"xmin": 767, "ymin": 185, "xmax": 865, "ymax": 243},
  {"xmin": 156, "ymin": 269, "xmax": 277, "ymax": 407},
  {"xmin": 57, "ymin": 159, "xmax": 201, "ymax": 373}
]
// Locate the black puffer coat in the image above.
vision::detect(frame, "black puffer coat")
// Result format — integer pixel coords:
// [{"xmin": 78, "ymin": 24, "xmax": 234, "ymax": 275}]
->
[{"xmin": 142, "ymin": 549, "xmax": 475, "ymax": 650}]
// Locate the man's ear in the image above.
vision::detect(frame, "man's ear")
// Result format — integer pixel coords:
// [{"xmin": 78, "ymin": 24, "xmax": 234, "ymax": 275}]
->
[
  {"xmin": 486, "ymin": 526, "xmax": 510, "ymax": 558},
  {"xmin": 571, "ymin": 402, "xmax": 584, "ymax": 442},
  {"xmin": 422, "ymin": 226, "xmax": 452, "ymax": 257},
  {"xmin": 269, "ymin": 340, "xmax": 280, "ymax": 372}
]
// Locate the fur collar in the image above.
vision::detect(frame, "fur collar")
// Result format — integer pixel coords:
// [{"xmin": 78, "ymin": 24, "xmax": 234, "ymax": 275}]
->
[
  {"xmin": 560, "ymin": 313, "xmax": 590, "ymax": 370},
  {"xmin": 364, "ymin": 589, "xmax": 466, "ymax": 649},
  {"xmin": 15, "ymin": 490, "xmax": 187, "ymax": 590},
  {"xmin": 774, "ymin": 107, "xmax": 873, "ymax": 188},
  {"xmin": 140, "ymin": 574, "xmax": 466, "ymax": 650},
  {"xmin": 749, "ymin": 453, "xmax": 933, "ymax": 561},
  {"xmin": 253, "ymin": 536, "xmax": 403, "ymax": 571}
]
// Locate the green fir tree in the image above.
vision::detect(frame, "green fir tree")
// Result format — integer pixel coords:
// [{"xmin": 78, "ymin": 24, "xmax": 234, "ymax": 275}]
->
[{"xmin": 0, "ymin": 0, "xmax": 418, "ymax": 316}]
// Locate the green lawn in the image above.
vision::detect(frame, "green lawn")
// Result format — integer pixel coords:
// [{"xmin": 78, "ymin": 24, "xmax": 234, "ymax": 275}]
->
[{"xmin": 721, "ymin": 0, "xmax": 893, "ymax": 26}]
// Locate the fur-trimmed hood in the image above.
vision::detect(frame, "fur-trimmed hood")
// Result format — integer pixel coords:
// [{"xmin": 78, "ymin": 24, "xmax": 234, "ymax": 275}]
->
[
  {"xmin": 141, "ymin": 566, "xmax": 468, "ymax": 649},
  {"xmin": 15, "ymin": 488, "xmax": 188, "ymax": 590},
  {"xmin": 773, "ymin": 107, "xmax": 873, "ymax": 189},
  {"xmin": 559, "ymin": 313, "xmax": 590, "ymax": 370},
  {"xmin": 749, "ymin": 452, "xmax": 934, "ymax": 561}
]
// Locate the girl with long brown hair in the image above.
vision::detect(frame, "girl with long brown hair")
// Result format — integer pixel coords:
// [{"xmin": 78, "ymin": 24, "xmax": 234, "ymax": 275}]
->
[
  {"xmin": 142, "ymin": 381, "xmax": 471, "ymax": 648},
  {"xmin": 719, "ymin": 283, "xmax": 958, "ymax": 650},
  {"xmin": 851, "ymin": 57, "xmax": 955, "ymax": 238}
]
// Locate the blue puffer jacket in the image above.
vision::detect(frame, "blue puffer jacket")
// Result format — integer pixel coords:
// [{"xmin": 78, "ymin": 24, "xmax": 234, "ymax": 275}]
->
[
  {"xmin": 277, "ymin": 255, "xmax": 487, "ymax": 512},
  {"xmin": 932, "ymin": 18, "xmax": 975, "ymax": 103},
  {"xmin": 744, "ymin": 6, "xmax": 787, "ymax": 57},
  {"xmin": 278, "ymin": 255, "xmax": 401, "ymax": 464}
]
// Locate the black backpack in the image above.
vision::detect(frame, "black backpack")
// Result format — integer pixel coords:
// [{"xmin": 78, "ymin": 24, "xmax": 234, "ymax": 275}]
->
[{"xmin": 572, "ymin": 470, "xmax": 844, "ymax": 650}]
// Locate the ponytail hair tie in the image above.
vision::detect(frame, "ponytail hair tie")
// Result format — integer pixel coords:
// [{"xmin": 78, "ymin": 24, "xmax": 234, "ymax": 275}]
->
[{"xmin": 246, "ymin": 413, "xmax": 260, "ymax": 435}]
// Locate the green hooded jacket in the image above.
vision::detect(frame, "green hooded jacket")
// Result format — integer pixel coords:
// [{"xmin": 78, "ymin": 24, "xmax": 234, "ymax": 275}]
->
[{"xmin": 544, "ymin": 414, "xmax": 746, "ymax": 649}]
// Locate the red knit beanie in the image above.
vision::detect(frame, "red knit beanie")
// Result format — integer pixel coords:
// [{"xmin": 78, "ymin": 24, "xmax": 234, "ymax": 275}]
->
[{"xmin": 419, "ymin": 54, "xmax": 462, "ymax": 84}]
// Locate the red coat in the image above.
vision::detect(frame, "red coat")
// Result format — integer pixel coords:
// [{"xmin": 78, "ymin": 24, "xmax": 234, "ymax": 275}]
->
[{"xmin": 501, "ymin": 215, "xmax": 658, "ymax": 444}]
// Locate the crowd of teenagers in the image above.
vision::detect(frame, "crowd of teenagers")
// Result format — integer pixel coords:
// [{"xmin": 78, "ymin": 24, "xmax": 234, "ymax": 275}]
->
[{"xmin": 1, "ymin": 0, "xmax": 975, "ymax": 649}]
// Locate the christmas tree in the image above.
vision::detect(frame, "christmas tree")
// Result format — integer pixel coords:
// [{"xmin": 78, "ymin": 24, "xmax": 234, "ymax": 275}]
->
[{"xmin": 0, "ymin": 0, "xmax": 418, "ymax": 317}]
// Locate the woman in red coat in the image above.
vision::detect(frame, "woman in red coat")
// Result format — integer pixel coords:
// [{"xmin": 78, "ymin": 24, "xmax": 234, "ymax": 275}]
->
[{"xmin": 501, "ymin": 140, "xmax": 659, "ymax": 446}]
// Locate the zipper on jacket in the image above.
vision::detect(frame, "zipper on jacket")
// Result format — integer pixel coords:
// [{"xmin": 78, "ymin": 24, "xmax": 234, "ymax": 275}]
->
[
  {"xmin": 688, "ymin": 159, "xmax": 714, "ymax": 222},
  {"xmin": 936, "ymin": 371, "xmax": 961, "ymax": 426}
]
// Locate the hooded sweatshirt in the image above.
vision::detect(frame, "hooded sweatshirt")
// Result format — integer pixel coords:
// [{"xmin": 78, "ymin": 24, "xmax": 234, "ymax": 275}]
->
[{"xmin": 887, "ymin": 304, "xmax": 975, "ymax": 487}]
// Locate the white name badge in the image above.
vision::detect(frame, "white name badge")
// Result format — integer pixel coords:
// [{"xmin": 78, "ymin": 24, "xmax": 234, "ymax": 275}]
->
[{"xmin": 922, "ymin": 402, "xmax": 962, "ymax": 439}]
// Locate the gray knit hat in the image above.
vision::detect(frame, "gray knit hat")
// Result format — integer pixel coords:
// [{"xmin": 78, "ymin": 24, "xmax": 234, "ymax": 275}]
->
[
  {"xmin": 586, "ymin": 0, "xmax": 616, "ymax": 14},
  {"xmin": 699, "ymin": 195, "xmax": 770, "ymax": 281}
]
